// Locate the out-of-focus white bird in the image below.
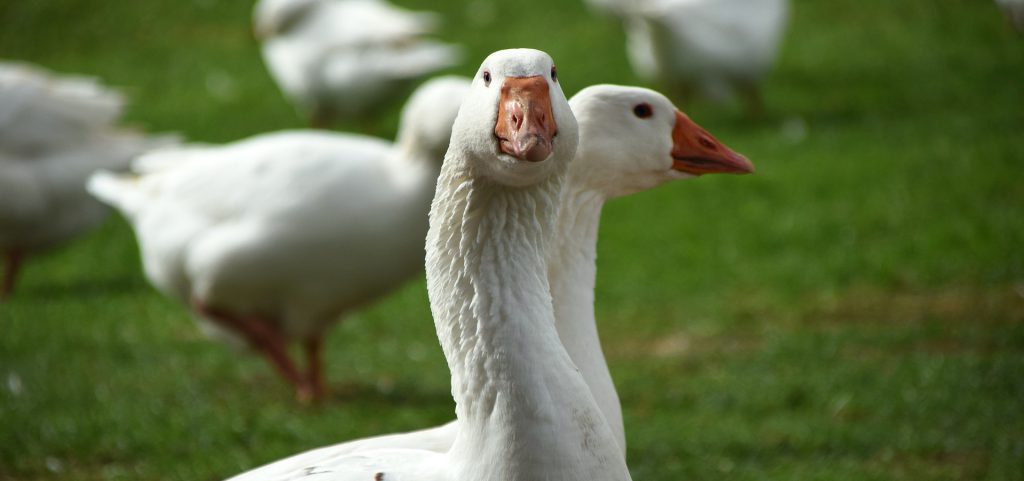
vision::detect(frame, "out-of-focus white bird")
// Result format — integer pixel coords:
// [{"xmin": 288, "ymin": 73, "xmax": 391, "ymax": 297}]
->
[
  {"xmin": 0, "ymin": 61, "xmax": 174, "ymax": 299},
  {"xmin": 253, "ymin": 0, "xmax": 462, "ymax": 127},
  {"xmin": 88, "ymin": 77, "xmax": 470, "ymax": 402},
  {"xmin": 582, "ymin": 0, "xmax": 639, "ymax": 17},
  {"xmin": 996, "ymin": 0, "xmax": 1024, "ymax": 32},
  {"xmin": 620, "ymin": 0, "xmax": 788, "ymax": 115}
]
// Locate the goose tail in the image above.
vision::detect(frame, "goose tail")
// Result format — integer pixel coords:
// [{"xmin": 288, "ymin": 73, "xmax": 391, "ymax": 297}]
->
[{"xmin": 86, "ymin": 169, "xmax": 146, "ymax": 220}]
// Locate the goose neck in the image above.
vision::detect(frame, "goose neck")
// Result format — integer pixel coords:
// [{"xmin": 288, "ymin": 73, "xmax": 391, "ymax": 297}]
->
[
  {"xmin": 425, "ymin": 163, "xmax": 630, "ymax": 481},
  {"xmin": 548, "ymin": 187, "xmax": 626, "ymax": 455}
]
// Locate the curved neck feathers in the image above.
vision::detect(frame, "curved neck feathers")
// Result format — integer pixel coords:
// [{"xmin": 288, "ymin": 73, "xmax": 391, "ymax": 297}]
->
[
  {"xmin": 425, "ymin": 160, "xmax": 630, "ymax": 481},
  {"xmin": 547, "ymin": 186, "xmax": 626, "ymax": 456},
  {"xmin": 388, "ymin": 139, "xmax": 446, "ymax": 194}
]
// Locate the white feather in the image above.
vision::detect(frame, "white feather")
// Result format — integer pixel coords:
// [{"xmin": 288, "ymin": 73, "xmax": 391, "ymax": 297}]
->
[{"xmin": 225, "ymin": 49, "xmax": 630, "ymax": 481}]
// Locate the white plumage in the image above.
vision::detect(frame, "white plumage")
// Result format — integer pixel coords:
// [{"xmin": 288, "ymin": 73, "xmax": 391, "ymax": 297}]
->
[
  {"xmin": 221, "ymin": 84, "xmax": 754, "ymax": 467},
  {"xmin": 620, "ymin": 0, "xmax": 788, "ymax": 113},
  {"xmin": 0, "ymin": 61, "xmax": 174, "ymax": 298},
  {"xmin": 88, "ymin": 76, "xmax": 470, "ymax": 400},
  {"xmin": 226, "ymin": 47, "xmax": 631, "ymax": 481},
  {"xmin": 253, "ymin": 0, "xmax": 461, "ymax": 126}
]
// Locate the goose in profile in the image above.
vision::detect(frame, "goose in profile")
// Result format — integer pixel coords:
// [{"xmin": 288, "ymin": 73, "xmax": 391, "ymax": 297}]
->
[
  {"xmin": 253, "ymin": 0, "xmax": 461, "ymax": 127},
  {"xmin": 226, "ymin": 48, "xmax": 634, "ymax": 481},
  {"xmin": 228, "ymin": 80, "xmax": 753, "ymax": 476},
  {"xmin": 621, "ymin": 0, "xmax": 788, "ymax": 115},
  {"xmin": 0, "ymin": 61, "xmax": 174, "ymax": 298},
  {"xmin": 88, "ymin": 76, "xmax": 470, "ymax": 402}
]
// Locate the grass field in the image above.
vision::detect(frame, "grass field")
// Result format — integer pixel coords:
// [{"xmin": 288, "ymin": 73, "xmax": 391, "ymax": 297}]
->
[{"xmin": 2, "ymin": 0, "xmax": 1023, "ymax": 479}]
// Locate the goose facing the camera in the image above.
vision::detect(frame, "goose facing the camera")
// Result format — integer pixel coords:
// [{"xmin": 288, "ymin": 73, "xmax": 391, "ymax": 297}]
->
[
  {"xmin": 227, "ymin": 48, "xmax": 634, "ymax": 481},
  {"xmin": 228, "ymin": 82, "xmax": 752, "ymax": 478}
]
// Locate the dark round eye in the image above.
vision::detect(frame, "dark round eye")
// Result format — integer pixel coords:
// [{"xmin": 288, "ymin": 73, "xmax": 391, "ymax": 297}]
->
[
  {"xmin": 482, "ymin": 70, "xmax": 491, "ymax": 86},
  {"xmin": 550, "ymin": 65, "xmax": 557, "ymax": 82},
  {"xmin": 633, "ymin": 103, "xmax": 653, "ymax": 118}
]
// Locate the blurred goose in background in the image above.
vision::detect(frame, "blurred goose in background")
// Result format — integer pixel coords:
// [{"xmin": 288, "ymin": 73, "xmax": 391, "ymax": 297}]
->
[
  {"xmin": 225, "ymin": 84, "xmax": 753, "ymax": 468},
  {"xmin": 88, "ymin": 76, "xmax": 470, "ymax": 402},
  {"xmin": 581, "ymin": 0, "xmax": 637, "ymax": 17},
  {"xmin": 0, "ymin": 61, "xmax": 175, "ymax": 299},
  {"xmin": 253, "ymin": 0, "xmax": 461, "ymax": 127},
  {"xmin": 619, "ymin": 0, "xmax": 788, "ymax": 116},
  {"xmin": 226, "ymin": 47, "xmax": 635, "ymax": 481},
  {"xmin": 997, "ymin": 0, "xmax": 1024, "ymax": 32}
]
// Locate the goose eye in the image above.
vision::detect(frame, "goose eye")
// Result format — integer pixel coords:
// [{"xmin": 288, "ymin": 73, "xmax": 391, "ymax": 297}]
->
[
  {"xmin": 550, "ymin": 65, "xmax": 557, "ymax": 82},
  {"xmin": 633, "ymin": 103, "xmax": 653, "ymax": 119},
  {"xmin": 482, "ymin": 70, "xmax": 491, "ymax": 86}
]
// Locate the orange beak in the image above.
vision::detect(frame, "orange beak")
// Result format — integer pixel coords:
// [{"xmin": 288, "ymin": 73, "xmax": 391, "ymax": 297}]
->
[
  {"xmin": 494, "ymin": 76, "xmax": 558, "ymax": 162},
  {"xmin": 671, "ymin": 111, "xmax": 754, "ymax": 175}
]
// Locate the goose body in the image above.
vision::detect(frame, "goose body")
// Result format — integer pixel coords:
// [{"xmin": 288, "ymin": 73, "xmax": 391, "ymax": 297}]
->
[
  {"xmin": 623, "ymin": 0, "xmax": 788, "ymax": 112},
  {"xmin": 228, "ymin": 48, "xmax": 632, "ymax": 481},
  {"xmin": 0, "ymin": 61, "xmax": 173, "ymax": 297},
  {"xmin": 229, "ymin": 81, "xmax": 753, "ymax": 476},
  {"xmin": 254, "ymin": 0, "xmax": 461, "ymax": 125},
  {"xmin": 88, "ymin": 76, "xmax": 470, "ymax": 400}
]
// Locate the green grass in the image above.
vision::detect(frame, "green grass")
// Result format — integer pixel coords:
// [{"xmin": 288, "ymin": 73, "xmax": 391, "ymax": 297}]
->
[{"xmin": 1, "ymin": 0, "xmax": 1023, "ymax": 479}]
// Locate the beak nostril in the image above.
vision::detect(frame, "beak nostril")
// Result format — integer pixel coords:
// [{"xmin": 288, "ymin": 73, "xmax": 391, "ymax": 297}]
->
[{"xmin": 698, "ymin": 137, "xmax": 716, "ymax": 150}]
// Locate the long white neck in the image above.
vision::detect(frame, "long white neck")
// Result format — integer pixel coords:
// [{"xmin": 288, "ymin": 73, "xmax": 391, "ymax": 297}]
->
[
  {"xmin": 547, "ymin": 185, "xmax": 626, "ymax": 456},
  {"xmin": 426, "ymin": 160, "xmax": 631, "ymax": 481}
]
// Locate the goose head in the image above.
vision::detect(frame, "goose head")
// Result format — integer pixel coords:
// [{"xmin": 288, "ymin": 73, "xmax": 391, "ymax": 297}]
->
[
  {"xmin": 447, "ymin": 48, "xmax": 579, "ymax": 187},
  {"xmin": 395, "ymin": 75, "xmax": 472, "ymax": 161},
  {"xmin": 568, "ymin": 85, "xmax": 753, "ymax": 199}
]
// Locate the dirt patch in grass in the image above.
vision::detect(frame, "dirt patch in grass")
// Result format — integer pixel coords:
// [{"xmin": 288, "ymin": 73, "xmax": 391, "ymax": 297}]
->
[
  {"xmin": 800, "ymin": 284, "xmax": 1024, "ymax": 358},
  {"xmin": 607, "ymin": 331, "xmax": 762, "ymax": 361},
  {"xmin": 800, "ymin": 284, "xmax": 1024, "ymax": 327},
  {"xmin": 866, "ymin": 448, "xmax": 990, "ymax": 481}
]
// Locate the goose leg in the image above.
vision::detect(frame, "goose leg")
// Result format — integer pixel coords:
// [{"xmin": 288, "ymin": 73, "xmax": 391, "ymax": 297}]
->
[
  {"xmin": 737, "ymin": 81, "xmax": 765, "ymax": 119},
  {"xmin": 192, "ymin": 300, "xmax": 313, "ymax": 401},
  {"xmin": 2, "ymin": 249, "xmax": 25, "ymax": 299},
  {"xmin": 304, "ymin": 337, "xmax": 326, "ymax": 402},
  {"xmin": 310, "ymin": 104, "xmax": 332, "ymax": 130}
]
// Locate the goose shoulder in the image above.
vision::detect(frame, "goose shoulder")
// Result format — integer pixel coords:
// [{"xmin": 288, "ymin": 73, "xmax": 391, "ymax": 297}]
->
[{"xmin": 130, "ymin": 131, "xmax": 397, "ymax": 225}]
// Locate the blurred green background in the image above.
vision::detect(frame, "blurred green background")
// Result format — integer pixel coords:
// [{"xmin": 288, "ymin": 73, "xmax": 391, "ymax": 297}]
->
[{"xmin": 1, "ymin": 0, "xmax": 1023, "ymax": 479}]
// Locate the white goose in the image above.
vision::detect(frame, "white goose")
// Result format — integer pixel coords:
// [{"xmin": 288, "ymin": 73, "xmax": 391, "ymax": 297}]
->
[
  {"xmin": 622, "ymin": 0, "xmax": 788, "ymax": 115},
  {"xmin": 228, "ymin": 82, "xmax": 753, "ymax": 475},
  {"xmin": 0, "ymin": 61, "xmax": 174, "ymax": 298},
  {"xmin": 550, "ymin": 84, "xmax": 753, "ymax": 452},
  {"xmin": 226, "ymin": 48, "xmax": 632, "ymax": 481},
  {"xmin": 87, "ymin": 76, "xmax": 470, "ymax": 401},
  {"xmin": 581, "ymin": 0, "xmax": 637, "ymax": 17},
  {"xmin": 253, "ymin": 0, "xmax": 461, "ymax": 126}
]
